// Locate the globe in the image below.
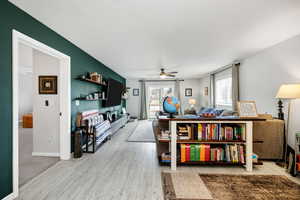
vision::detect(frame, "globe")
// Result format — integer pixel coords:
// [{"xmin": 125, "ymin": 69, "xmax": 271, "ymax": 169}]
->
[{"xmin": 163, "ymin": 96, "xmax": 180, "ymax": 117}]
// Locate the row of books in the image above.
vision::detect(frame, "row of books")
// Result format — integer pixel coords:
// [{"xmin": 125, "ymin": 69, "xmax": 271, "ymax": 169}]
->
[
  {"xmin": 180, "ymin": 144, "xmax": 245, "ymax": 163},
  {"xmin": 177, "ymin": 124, "xmax": 246, "ymax": 141}
]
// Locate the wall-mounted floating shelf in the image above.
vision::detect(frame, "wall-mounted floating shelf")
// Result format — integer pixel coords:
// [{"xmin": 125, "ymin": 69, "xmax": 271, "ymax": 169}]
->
[
  {"xmin": 76, "ymin": 77, "xmax": 107, "ymax": 87},
  {"xmin": 73, "ymin": 98, "xmax": 107, "ymax": 101}
]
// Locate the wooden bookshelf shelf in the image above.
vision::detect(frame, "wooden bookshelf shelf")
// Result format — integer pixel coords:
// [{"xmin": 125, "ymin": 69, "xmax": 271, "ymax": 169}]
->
[
  {"xmin": 76, "ymin": 77, "xmax": 107, "ymax": 87},
  {"xmin": 180, "ymin": 161, "xmax": 244, "ymax": 166},
  {"xmin": 158, "ymin": 139, "xmax": 246, "ymax": 144}
]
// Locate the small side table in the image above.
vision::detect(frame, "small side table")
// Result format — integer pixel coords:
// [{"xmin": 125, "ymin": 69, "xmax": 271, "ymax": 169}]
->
[{"xmin": 23, "ymin": 114, "xmax": 33, "ymax": 128}]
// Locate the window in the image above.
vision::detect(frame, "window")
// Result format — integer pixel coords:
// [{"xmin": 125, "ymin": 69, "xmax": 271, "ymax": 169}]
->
[
  {"xmin": 215, "ymin": 77, "xmax": 232, "ymax": 107},
  {"xmin": 214, "ymin": 68, "xmax": 233, "ymax": 109}
]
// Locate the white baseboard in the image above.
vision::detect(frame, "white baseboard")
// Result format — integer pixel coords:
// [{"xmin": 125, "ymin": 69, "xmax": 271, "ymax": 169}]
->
[
  {"xmin": 32, "ymin": 152, "xmax": 59, "ymax": 157},
  {"xmin": 2, "ymin": 192, "xmax": 17, "ymax": 200}
]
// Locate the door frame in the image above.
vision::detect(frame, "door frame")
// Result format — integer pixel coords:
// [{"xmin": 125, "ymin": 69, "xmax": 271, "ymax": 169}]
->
[
  {"xmin": 146, "ymin": 82, "xmax": 175, "ymax": 119},
  {"xmin": 11, "ymin": 30, "xmax": 71, "ymax": 199}
]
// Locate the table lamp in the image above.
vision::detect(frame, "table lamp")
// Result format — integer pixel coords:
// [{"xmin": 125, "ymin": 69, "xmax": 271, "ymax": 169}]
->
[
  {"xmin": 188, "ymin": 98, "xmax": 196, "ymax": 108},
  {"xmin": 276, "ymin": 84, "xmax": 300, "ymax": 166},
  {"xmin": 184, "ymin": 98, "xmax": 196, "ymax": 115}
]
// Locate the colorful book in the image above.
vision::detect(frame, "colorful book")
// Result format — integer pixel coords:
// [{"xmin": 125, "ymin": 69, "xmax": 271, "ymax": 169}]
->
[
  {"xmin": 186, "ymin": 144, "xmax": 190, "ymax": 161},
  {"xmin": 190, "ymin": 144, "xmax": 196, "ymax": 161},
  {"xmin": 200, "ymin": 145, "xmax": 205, "ymax": 161},
  {"xmin": 181, "ymin": 144, "xmax": 186, "ymax": 162},
  {"xmin": 193, "ymin": 124, "xmax": 198, "ymax": 140},
  {"xmin": 226, "ymin": 145, "xmax": 231, "ymax": 162},
  {"xmin": 239, "ymin": 145, "xmax": 245, "ymax": 164},
  {"xmin": 195, "ymin": 145, "xmax": 200, "ymax": 161},
  {"xmin": 198, "ymin": 124, "xmax": 202, "ymax": 140},
  {"xmin": 205, "ymin": 145, "xmax": 210, "ymax": 161}
]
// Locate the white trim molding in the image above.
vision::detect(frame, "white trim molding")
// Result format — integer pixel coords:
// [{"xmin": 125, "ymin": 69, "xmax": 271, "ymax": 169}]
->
[
  {"xmin": 2, "ymin": 193, "xmax": 17, "ymax": 200},
  {"xmin": 12, "ymin": 30, "xmax": 71, "ymax": 199}
]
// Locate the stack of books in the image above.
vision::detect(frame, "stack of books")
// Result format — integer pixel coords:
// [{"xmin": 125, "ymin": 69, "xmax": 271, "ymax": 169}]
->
[
  {"xmin": 180, "ymin": 144, "xmax": 245, "ymax": 163},
  {"xmin": 161, "ymin": 152, "xmax": 171, "ymax": 163},
  {"xmin": 177, "ymin": 125, "xmax": 192, "ymax": 139},
  {"xmin": 177, "ymin": 123, "xmax": 246, "ymax": 141}
]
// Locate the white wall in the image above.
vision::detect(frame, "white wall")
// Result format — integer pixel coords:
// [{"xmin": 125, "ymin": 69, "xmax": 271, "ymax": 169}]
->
[
  {"xmin": 239, "ymin": 34, "xmax": 300, "ymax": 147},
  {"xmin": 33, "ymin": 50, "xmax": 60, "ymax": 155},
  {"xmin": 18, "ymin": 44, "xmax": 33, "ymax": 121},
  {"xmin": 126, "ymin": 79, "xmax": 141, "ymax": 118},
  {"xmin": 198, "ymin": 76, "xmax": 210, "ymax": 108},
  {"xmin": 126, "ymin": 79, "xmax": 202, "ymax": 117}
]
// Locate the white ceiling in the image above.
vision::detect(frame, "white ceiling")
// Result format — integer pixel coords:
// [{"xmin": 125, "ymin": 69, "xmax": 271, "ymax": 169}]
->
[{"xmin": 9, "ymin": 0, "xmax": 300, "ymax": 79}]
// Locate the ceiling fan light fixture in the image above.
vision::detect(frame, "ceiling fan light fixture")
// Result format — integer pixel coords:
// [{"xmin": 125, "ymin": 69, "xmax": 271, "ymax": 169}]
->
[{"xmin": 160, "ymin": 74, "xmax": 167, "ymax": 79}]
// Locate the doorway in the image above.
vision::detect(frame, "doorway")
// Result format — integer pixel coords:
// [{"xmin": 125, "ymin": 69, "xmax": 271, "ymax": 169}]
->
[
  {"xmin": 147, "ymin": 84, "xmax": 174, "ymax": 119},
  {"xmin": 12, "ymin": 30, "xmax": 71, "ymax": 198},
  {"xmin": 18, "ymin": 43, "xmax": 62, "ymax": 186}
]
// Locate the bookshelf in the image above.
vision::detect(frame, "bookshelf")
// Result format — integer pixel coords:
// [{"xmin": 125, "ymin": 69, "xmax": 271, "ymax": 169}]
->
[{"xmin": 165, "ymin": 118, "xmax": 263, "ymax": 171}]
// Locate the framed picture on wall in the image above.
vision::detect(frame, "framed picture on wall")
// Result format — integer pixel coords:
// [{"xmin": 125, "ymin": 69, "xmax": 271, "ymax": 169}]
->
[
  {"xmin": 39, "ymin": 76, "xmax": 57, "ymax": 94},
  {"xmin": 133, "ymin": 88, "xmax": 139, "ymax": 96},
  {"xmin": 237, "ymin": 101, "xmax": 258, "ymax": 117},
  {"xmin": 185, "ymin": 88, "xmax": 192, "ymax": 96},
  {"xmin": 204, "ymin": 87, "xmax": 209, "ymax": 96}
]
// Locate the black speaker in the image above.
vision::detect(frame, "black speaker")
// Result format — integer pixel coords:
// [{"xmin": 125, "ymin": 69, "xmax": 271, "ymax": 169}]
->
[{"xmin": 74, "ymin": 129, "xmax": 83, "ymax": 158}]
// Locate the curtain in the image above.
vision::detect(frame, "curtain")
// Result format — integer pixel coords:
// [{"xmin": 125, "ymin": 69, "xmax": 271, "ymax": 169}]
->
[
  {"xmin": 174, "ymin": 80, "xmax": 183, "ymax": 115},
  {"xmin": 139, "ymin": 80, "xmax": 148, "ymax": 120},
  {"xmin": 209, "ymin": 74, "xmax": 215, "ymax": 108},
  {"xmin": 232, "ymin": 63, "xmax": 240, "ymax": 111}
]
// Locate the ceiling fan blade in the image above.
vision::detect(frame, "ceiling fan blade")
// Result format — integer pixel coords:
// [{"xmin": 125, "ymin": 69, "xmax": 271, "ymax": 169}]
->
[
  {"xmin": 166, "ymin": 74, "xmax": 176, "ymax": 77},
  {"xmin": 169, "ymin": 72, "xmax": 178, "ymax": 74}
]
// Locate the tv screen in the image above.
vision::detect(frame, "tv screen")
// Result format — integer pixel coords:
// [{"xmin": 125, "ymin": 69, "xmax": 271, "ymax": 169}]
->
[{"xmin": 105, "ymin": 79, "xmax": 123, "ymax": 107}]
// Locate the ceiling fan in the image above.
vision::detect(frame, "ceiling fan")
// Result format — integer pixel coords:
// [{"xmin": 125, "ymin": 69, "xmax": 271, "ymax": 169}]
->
[{"xmin": 160, "ymin": 68, "xmax": 178, "ymax": 79}]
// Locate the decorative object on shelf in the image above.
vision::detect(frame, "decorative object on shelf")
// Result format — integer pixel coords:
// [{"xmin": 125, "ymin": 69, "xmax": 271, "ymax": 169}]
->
[
  {"xmin": 200, "ymin": 112, "xmax": 217, "ymax": 118},
  {"xmin": 204, "ymin": 87, "xmax": 209, "ymax": 96},
  {"xmin": 77, "ymin": 72, "xmax": 106, "ymax": 86},
  {"xmin": 163, "ymin": 96, "xmax": 180, "ymax": 118},
  {"xmin": 237, "ymin": 101, "xmax": 258, "ymax": 117},
  {"xmin": 74, "ymin": 91, "xmax": 107, "ymax": 101},
  {"xmin": 122, "ymin": 87, "xmax": 130, "ymax": 99},
  {"xmin": 133, "ymin": 88, "xmax": 139, "ymax": 96},
  {"xmin": 39, "ymin": 75, "xmax": 57, "ymax": 94},
  {"xmin": 276, "ymin": 84, "xmax": 300, "ymax": 167},
  {"xmin": 90, "ymin": 72, "xmax": 102, "ymax": 83},
  {"xmin": 185, "ymin": 88, "xmax": 192, "ymax": 96},
  {"xmin": 184, "ymin": 98, "xmax": 197, "ymax": 114}
]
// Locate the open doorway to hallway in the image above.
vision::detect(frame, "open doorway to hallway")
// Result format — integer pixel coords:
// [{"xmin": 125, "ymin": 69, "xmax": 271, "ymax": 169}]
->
[
  {"xmin": 12, "ymin": 30, "xmax": 71, "ymax": 198},
  {"xmin": 18, "ymin": 43, "xmax": 60, "ymax": 186}
]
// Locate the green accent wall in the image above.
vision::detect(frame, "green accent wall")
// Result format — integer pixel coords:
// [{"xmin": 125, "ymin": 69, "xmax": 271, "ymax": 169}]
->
[{"xmin": 0, "ymin": 1, "xmax": 125, "ymax": 198}]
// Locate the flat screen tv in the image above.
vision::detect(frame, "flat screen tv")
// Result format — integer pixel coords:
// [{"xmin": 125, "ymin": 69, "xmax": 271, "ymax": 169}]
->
[{"xmin": 105, "ymin": 79, "xmax": 123, "ymax": 107}]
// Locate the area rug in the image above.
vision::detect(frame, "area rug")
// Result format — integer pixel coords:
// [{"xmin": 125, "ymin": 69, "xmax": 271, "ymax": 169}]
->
[
  {"xmin": 162, "ymin": 172, "xmax": 213, "ymax": 200},
  {"xmin": 162, "ymin": 172, "xmax": 300, "ymax": 200},
  {"xmin": 127, "ymin": 120, "xmax": 155, "ymax": 142}
]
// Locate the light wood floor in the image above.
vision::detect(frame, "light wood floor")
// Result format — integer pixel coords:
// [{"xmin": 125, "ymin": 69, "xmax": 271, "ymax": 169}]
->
[{"xmin": 18, "ymin": 120, "xmax": 300, "ymax": 200}]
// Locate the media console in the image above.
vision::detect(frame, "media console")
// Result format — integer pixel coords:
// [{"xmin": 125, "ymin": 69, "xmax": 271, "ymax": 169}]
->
[{"xmin": 76, "ymin": 110, "xmax": 128, "ymax": 153}]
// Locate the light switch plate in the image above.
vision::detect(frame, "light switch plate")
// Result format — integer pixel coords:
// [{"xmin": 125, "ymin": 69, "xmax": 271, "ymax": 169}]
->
[{"xmin": 75, "ymin": 100, "xmax": 80, "ymax": 106}]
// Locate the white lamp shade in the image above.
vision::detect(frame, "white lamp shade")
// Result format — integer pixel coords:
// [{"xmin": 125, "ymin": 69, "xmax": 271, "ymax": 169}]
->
[
  {"xmin": 188, "ymin": 98, "xmax": 196, "ymax": 105},
  {"xmin": 276, "ymin": 84, "xmax": 300, "ymax": 99}
]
